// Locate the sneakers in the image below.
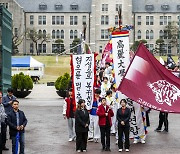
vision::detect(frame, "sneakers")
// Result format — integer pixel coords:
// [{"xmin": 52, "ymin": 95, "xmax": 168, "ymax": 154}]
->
[
  {"xmin": 118, "ymin": 149, "xmax": 123, "ymax": 152},
  {"xmin": 68, "ymin": 138, "xmax": 73, "ymax": 142},
  {"xmin": 154, "ymin": 128, "xmax": 161, "ymax": 132},
  {"xmin": 133, "ymin": 140, "xmax": 138, "ymax": 144},
  {"xmin": 83, "ymin": 150, "xmax": 87, "ymax": 152},
  {"xmin": 94, "ymin": 138, "xmax": 98, "ymax": 143},
  {"xmin": 77, "ymin": 150, "xmax": 81, "ymax": 153},
  {"xmin": 141, "ymin": 140, "xmax": 146, "ymax": 144},
  {"xmin": 125, "ymin": 149, "xmax": 129, "ymax": 152},
  {"xmin": 88, "ymin": 138, "xmax": 94, "ymax": 142}
]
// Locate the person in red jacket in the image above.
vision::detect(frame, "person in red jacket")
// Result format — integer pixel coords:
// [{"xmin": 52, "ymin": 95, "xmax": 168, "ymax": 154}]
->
[
  {"xmin": 97, "ymin": 97, "xmax": 114, "ymax": 151},
  {"xmin": 63, "ymin": 89, "xmax": 76, "ymax": 142}
]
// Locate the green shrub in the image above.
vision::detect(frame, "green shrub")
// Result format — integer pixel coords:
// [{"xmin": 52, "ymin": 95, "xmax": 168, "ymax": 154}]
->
[
  {"xmin": 55, "ymin": 73, "xmax": 70, "ymax": 91},
  {"xmin": 12, "ymin": 72, "xmax": 33, "ymax": 91}
]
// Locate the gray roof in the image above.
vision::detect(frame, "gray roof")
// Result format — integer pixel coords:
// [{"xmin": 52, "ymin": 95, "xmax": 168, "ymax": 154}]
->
[
  {"xmin": 132, "ymin": 0, "xmax": 180, "ymax": 13},
  {"xmin": 15, "ymin": 0, "xmax": 92, "ymax": 13}
]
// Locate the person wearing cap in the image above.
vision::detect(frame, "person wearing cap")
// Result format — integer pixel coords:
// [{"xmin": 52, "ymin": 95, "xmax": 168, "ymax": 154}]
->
[
  {"xmin": 75, "ymin": 99, "xmax": 90, "ymax": 152},
  {"xmin": 63, "ymin": 89, "xmax": 76, "ymax": 142},
  {"xmin": 117, "ymin": 99, "xmax": 131, "ymax": 152},
  {"xmin": 2, "ymin": 88, "xmax": 16, "ymax": 151},
  {"xmin": 97, "ymin": 97, "xmax": 114, "ymax": 151}
]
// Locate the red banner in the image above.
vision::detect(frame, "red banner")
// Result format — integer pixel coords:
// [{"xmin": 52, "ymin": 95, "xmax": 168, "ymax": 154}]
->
[{"xmin": 118, "ymin": 43, "xmax": 180, "ymax": 113}]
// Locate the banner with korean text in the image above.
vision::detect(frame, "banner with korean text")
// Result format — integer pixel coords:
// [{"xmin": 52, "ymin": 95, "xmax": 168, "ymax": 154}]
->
[
  {"xmin": 72, "ymin": 54, "xmax": 95, "ymax": 110},
  {"xmin": 112, "ymin": 31, "xmax": 130, "ymax": 87}
]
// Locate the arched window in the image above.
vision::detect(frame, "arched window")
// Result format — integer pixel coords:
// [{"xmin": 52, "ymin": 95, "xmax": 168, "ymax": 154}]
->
[
  {"xmin": 43, "ymin": 30, "xmax": 46, "ymax": 38},
  {"xmin": 70, "ymin": 30, "xmax": 73, "ymax": 39},
  {"xmin": 150, "ymin": 30, "xmax": 153, "ymax": 39},
  {"xmin": 56, "ymin": 30, "xmax": 60, "ymax": 39},
  {"xmin": 159, "ymin": 30, "xmax": 163, "ymax": 39},
  {"xmin": 52, "ymin": 30, "xmax": 55, "ymax": 39},
  {"xmin": 137, "ymin": 30, "xmax": 141, "ymax": 39},
  {"xmin": 61, "ymin": 30, "xmax": 64, "ymax": 39},
  {"xmin": 146, "ymin": 30, "xmax": 149, "ymax": 39},
  {"xmin": 38, "ymin": 30, "xmax": 42, "ymax": 36},
  {"xmin": 74, "ymin": 30, "xmax": 78, "ymax": 39}
]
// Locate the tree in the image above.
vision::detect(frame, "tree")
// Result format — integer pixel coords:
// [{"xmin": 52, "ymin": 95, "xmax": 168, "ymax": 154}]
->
[
  {"xmin": 27, "ymin": 28, "xmax": 50, "ymax": 55},
  {"xmin": 164, "ymin": 21, "xmax": 179, "ymax": 50},
  {"xmin": 71, "ymin": 38, "xmax": 80, "ymax": 54},
  {"xmin": 130, "ymin": 40, "xmax": 147, "ymax": 52},
  {"xmin": 12, "ymin": 26, "xmax": 26, "ymax": 55},
  {"xmin": 54, "ymin": 39, "xmax": 65, "ymax": 54},
  {"xmin": 154, "ymin": 39, "xmax": 165, "ymax": 56}
]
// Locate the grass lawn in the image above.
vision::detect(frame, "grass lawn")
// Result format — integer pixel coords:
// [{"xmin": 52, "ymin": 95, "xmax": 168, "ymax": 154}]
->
[{"xmin": 32, "ymin": 55, "xmax": 71, "ymax": 83}]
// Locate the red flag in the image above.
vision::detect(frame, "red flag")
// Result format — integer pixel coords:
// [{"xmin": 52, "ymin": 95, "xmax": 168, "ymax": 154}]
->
[{"xmin": 118, "ymin": 43, "xmax": 180, "ymax": 113}]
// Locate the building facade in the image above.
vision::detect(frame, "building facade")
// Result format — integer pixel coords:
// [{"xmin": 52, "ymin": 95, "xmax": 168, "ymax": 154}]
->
[
  {"xmin": 1, "ymin": 0, "xmax": 180, "ymax": 55},
  {"xmin": 133, "ymin": 0, "xmax": 180, "ymax": 55}
]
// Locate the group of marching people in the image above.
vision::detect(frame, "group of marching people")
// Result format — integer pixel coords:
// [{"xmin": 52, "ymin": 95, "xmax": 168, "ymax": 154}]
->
[{"xmin": 63, "ymin": 62, "xmax": 134, "ymax": 152}]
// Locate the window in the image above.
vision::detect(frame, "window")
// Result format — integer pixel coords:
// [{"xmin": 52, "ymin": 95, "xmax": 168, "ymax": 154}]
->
[
  {"xmin": 150, "ymin": 16, "xmax": 154, "ymax": 25},
  {"xmin": 61, "ymin": 30, "xmax": 64, "ymax": 39},
  {"xmin": 137, "ymin": 16, "xmax": 141, "ymax": 25},
  {"xmin": 70, "ymin": 16, "xmax": 73, "ymax": 25},
  {"xmin": 0, "ymin": 3, "xmax": 8, "ymax": 9},
  {"xmin": 146, "ymin": 44, "xmax": 154, "ymax": 52},
  {"xmin": 150, "ymin": 30, "xmax": 154, "ymax": 39},
  {"xmin": 82, "ymin": 16, "xmax": 86, "ymax": 25},
  {"xmin": 43, "ymin": 44, "xmax": 46, "ymax": 53},
  {"xmin": 61, "ymin": 16, "xmax": 64, "ymax": 25},
  {"xmin": 30, "ymin": 15, "xmax": 34, "ymax": 25},
  {"xmin": 177, "ymin": 5, "xmax": 180, "ymax": 11},
  {"xmin": 116, "ymin": 4, "xmax": 122, "ymax": 11},
  {"xmin": 43, "ymin": 16, "xmax": 46, "ymax": 25},
  {"xmin": 56, "ymin": 30, "xmax": 60, "ymax": 39},
  {"xmin": 70, "ymin": 4, "xmax": 78, "ymax": 10},
  {"xmin": 14, "ymin": 28, "xmax": 18, "ymax": 37},
  {"xmin": 70, "ymin": 16, "xmax": 78, "ymax": 25},
  {"xmin": 52, "ymin": 44, "xmax": 57, "ymax": 53},
  {"xmin": 137, "ymin": 30, "xmax": 141, "ymax": 39},
  {"xmin": 177, "ymin": 16, "xmax": 180, "ymax": 25},
  {"xmin": 161, "ymin": 4, "xmax": 169, "ymax": 11},
  {"xmin": 38, "ymin": 44, "xmax": 42, "ymax": 53},
  {"xmin": 159, "ymin": 30, "xmax": 164, "ymax": 39},
  {"xmin": 145, "ymin": 5, "xmax": 154, "ymax": 11},
  {"xmin": 146, "ymin": 16, "xmax": 154, "ymax": 25},
  {"xmin": 70, "ymin": 30, "xmax": 73, "ymax": 39},
  {"xmin": 38, "ymin": 30, "xmax": 42, "ymax": 36},
  {"xmin": 38, "ymin": 16, "xmax": 46, "ymax": 25},
  {"xmin": 38, "ymin": 16, "xmax": 42, "ymax": 25},
  {"xmin": 52, "ymin": 30, "xmax": 55, "ymax": 39},
  {"xmin": 101, "ymin": 29, "xmax": 109, "ymax": 39},
  {"xmin": 56, "ymin": 16, "xmax": 60, "ymax": 25},
  {"xmin": 74, "ymin": 16, "xmax": 78, "ymax": 25},
  {"xmin": 115, "ymin": 15, "xmax": 118, "ymax": 25},
  {"xmin": 39, "ymin": 3, "xmax": 47, "ymax": 10},
  {"xmin": 43, "ymin": 30, "xmax": 46, "ymax": 38},
  {"xmin": 160, "ymin": 16, "xmax": 171, "ymax": 25},
  {"xmin": 52, "ymin": 16, "xmax": 55, "ymax": 25},
  {"xmin": 99, "ymin": 46, "xmax": 102, "ymax": 53},
  {"xmin": 146, "ymin": 16, "xmax": 149, "ymax": 25},
  {"xmin": 164, "ymin": 30, "xmax": 168, "ymax": 39},
  {"xmin": 30, "ymin": 43, "xmax": 34, "ymax": 53},
  {"xmin": 101, "ymin": 15, "xmax": 109, "ymax": 25},
  {"xmin": 102, "ymin": 4, "xmax": 108, "ymax": 11},
  {"xmin": 55, "ymin": 3, "xmax": 63, "ymax": 10},
  {"xmin": 146, "ymin": 30, "xmax": 150, "ymax": 39},
  {"xmin": 74, "ymin": 30, "xmax": 78, "ymax": 39}
]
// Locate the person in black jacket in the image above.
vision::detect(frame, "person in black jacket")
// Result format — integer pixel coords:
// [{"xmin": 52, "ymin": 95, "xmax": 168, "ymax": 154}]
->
[
  {"xmin": 75, "ymin": 99, "xmax": 90, "ymax": 152},
  {"xmin": 7, "ymin": 100, "xmax": 27, "ymax": 154},
  {"xmin": 117, "ymin": 99, "xmax": 131, "ymax": 152}
]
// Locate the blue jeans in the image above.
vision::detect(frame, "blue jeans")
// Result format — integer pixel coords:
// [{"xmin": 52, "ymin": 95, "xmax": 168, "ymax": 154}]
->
[{"xmin": 11, "ymin": 133, "xmax": 25, "ymax": 154}]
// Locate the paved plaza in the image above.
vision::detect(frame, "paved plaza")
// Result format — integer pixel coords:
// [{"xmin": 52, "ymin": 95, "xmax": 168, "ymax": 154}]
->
[{"xmin": 3, "ymin": 84, "xmax": 180, "ymax": 154}]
